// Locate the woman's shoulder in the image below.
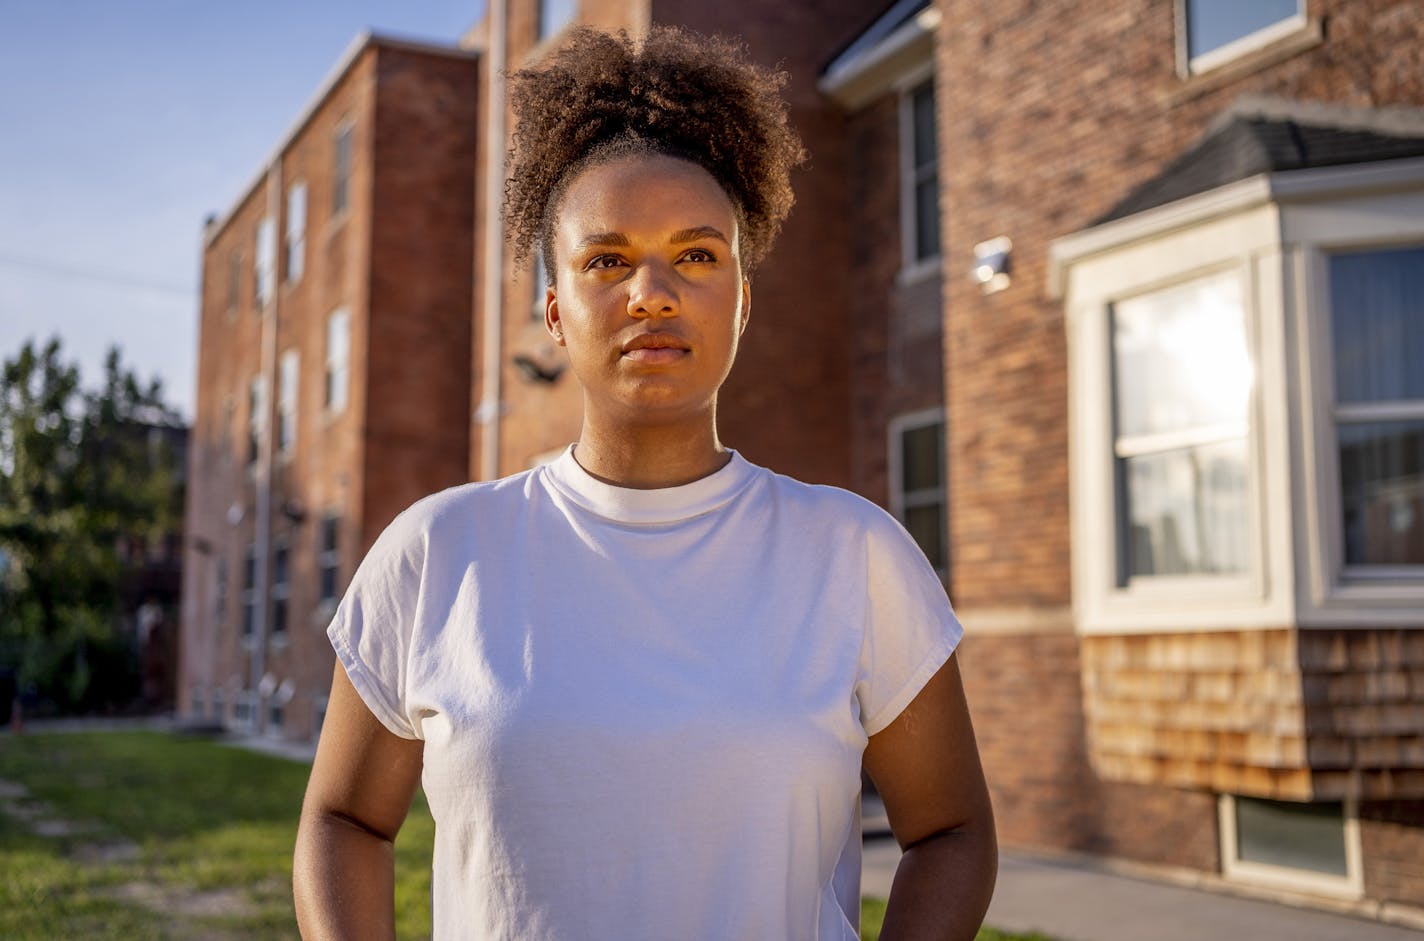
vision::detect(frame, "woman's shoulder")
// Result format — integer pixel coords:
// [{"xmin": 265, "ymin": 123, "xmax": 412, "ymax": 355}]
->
[
  {"xmin": 755, "ymin": 464, "xmax": 904, "ymax": 534},
  {"xmin": 374, "ymin": 467, "xmax": 541, "ymax": 550}
]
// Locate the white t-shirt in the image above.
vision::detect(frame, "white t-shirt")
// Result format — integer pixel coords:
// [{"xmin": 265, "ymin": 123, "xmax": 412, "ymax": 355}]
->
[{"xmin": 329, "ymin": 446, "xmax": 962, "ymax": 940}]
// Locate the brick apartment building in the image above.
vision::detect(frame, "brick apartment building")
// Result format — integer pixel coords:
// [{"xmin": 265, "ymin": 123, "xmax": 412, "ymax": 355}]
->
[{"xmin": 179, "ymin": 0, "xmax": 1424, "ymax": 925}]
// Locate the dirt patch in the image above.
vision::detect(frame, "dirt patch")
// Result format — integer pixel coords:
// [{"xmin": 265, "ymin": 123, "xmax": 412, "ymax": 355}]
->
[{"xmin": 107, "ymin": 881, "xmax": 256, "ymax": 919}]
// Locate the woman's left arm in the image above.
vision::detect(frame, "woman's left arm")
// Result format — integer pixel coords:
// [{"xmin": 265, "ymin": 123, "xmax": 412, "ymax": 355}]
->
[{"xmin": 862, "ymin": 651, "xmax": 997, "ymax": 941}]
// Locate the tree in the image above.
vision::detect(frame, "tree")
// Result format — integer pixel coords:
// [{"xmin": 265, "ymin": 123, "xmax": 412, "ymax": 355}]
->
[{"xmin": 0, "ymin": 337, "xmax": 183, "ymax": 713}]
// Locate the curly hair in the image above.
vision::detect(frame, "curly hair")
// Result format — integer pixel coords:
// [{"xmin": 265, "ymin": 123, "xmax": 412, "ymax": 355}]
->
[{"xmin": 504, "ymin": 26, "xmax": 807, "ymax": 280}]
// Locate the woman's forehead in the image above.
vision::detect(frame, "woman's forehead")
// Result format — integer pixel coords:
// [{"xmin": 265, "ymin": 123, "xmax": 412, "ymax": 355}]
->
[{"xmin": 556, "ymin": 153, "xmax": 738, "ymax": 241}]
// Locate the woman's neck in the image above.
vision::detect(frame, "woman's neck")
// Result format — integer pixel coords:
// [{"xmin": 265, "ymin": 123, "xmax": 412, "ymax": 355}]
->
[{"xmin": 572, "ymin": 419, "xmax": 730, "ymax": 490}]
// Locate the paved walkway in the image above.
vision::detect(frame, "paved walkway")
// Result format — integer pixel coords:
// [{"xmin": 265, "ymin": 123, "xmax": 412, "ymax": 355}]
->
[{"xmin": 863, "ymin": 837, "xmax": 1423, "ymax": 940}]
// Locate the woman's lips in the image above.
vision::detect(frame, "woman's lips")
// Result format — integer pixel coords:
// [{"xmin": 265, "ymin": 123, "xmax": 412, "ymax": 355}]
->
[{"xmin": 622, "ymin": 346, "xmax": 688, "ymax": 364}]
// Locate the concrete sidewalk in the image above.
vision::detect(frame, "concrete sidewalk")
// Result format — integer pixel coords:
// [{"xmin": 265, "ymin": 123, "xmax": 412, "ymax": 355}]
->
[{"xmin": 862, "ymin": 838, "xmax": 1423, "ymax": 941}]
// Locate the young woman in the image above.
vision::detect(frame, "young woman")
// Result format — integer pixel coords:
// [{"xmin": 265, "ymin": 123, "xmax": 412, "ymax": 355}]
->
[{"xmin": 294, "ymin": 26, "xmax": 996, "ymax": 941}]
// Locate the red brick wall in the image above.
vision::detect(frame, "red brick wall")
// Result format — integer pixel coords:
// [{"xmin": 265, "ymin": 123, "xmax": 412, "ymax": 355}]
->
[
  {"xmin": 1361, "ymin": 800, "xmax": 1424, "ymax": 909},
  {"xmin": 935, "ymin": 0, "xmax": 1424, "ymax": 611},
  {"xmin": 961, "ymin": 632, "xmax": 1220, "ymax": 869},
  {"xmin": 844, "ymin": 93, "xmax": 945, "ymax": 512},
  {"xmin": 363, "ymin": 45, "xmax": 480, "ymax": 535}
]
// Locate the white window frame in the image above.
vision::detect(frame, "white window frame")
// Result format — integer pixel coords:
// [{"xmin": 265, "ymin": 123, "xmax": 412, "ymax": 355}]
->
[
  {"xmin": 318, "ymin": 512, "xmax": 340, "ymax": 610},
  {"xmin": 897, "ymin": 64, "xmax": 941, "ymax": 283},
  {"xmin": 1218, "ymin": 794, "xmax": 1363, "ymax": 899},
  {"xmin": 1288, "ymin": 166, "xmax": 1424, "ymax": 623},
  {"xmin": 285, "ymin": 181, "xmax": 306, "ymax": 285},
  {"xmin": 255, "ymin": 216, "xmax": 275, "ymax": 309},
  {"xmin": 270, "ymin": 536, "xmax": 289, "ymax": 642},
  {"xmin": 248, "ymin": 375, "xmax": 267, "ymax": 471},
  {"xmin": 277, "ymin": 349, "xmax": 299, "ymax": 459},
  {"xmin": 1054, "ymin": 191, "xmax": 1292, "ymax": 634},
  {"xmin": 888, "ymin": 407, "xmax": 948, "ymax": 579},
  {"xmin": 332, "ymin": 120, "xmax": 354, "ymax": 220},
  {"xmin": 325, "ymin": 308, "xmax": 350, "ymax": 416},
  {"xmin": 1175, "ymin": 0, "xmax": 1309, "ymax": 76},
  {"xmin": 1052, "ymin": 155, "xmax": 1424, "ymax": 632}
]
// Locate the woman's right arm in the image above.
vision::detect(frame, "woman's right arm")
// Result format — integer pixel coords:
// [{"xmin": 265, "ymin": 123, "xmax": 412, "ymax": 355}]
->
[{"xmin": 294, "ymin": 661, "xmax": 425, "ymax": 940}]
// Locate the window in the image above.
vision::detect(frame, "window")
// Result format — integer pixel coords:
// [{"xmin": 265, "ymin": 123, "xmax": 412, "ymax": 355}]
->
[
  {"xmin": 325, "ymin": 309, "xmax": 350, "ymax": 414},
  {"xmin": 255, "ymin": 216, "xmax": 275, "ymax": 308},
  {"xmin": 271, "ymin": 539, "xmax": 289, "ymax": 640},
  {"xmin": 1219, "ymin": 795, "xmax": 1361, "ymax": 897},
  {"xmin": 538, "ymin": 0, "xmax": 576, "ymax": 42},
  {"xmin": 241, "ymin": 544, "xmax": 257, "ymax": 641},
  {"xmin": 319, "ymin": 515, "xmax": 340, "ymax": 604},
  {"xmin": 285, "ymin": 182, "xmax": 306, "ymax": 285},
  {"xmin": 278, "ymin": 349, "xmax": 299, "ymax": 457},
  {"xmin": 227, "ymin": 249, "xmax": 241, "ymax": 315},
  {"xmin": 901, "ymin": 78, "xmax": 940, "ymax": 267},
  {"xmin": 332, "ymin": 122, "xmax": 353, "ymax": 217},
  {"xmin": 1179, "ymin": 0, "xmax": 1306, "ymax": 73},
  {"xmin": 248, "ymin": 376, "xmax": 266, "ymax": 468},
  {"xmin": 889, "ymin": 410, "xmax": 947, "ymax": 576},
  {"xmin": 1111, "ymin": 271, "xmax": 1252, "ymax": 581},
  {"xmin": 1328, "ymin": 246, "xmax": 1424, "ymax": 570},
  {"xmin": 214, "ymin": 557, "xmax": 228, "ymax": 630}
]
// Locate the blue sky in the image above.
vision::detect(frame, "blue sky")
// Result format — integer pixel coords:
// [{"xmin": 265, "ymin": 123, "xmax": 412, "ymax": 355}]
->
[{"xmin": 0, "ymin": 1, "xmax": 483, "ymax": 420}]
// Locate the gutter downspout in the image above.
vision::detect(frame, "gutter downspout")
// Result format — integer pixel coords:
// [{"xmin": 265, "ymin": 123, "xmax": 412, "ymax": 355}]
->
[
  {"xmin": 252, "ymin": 159, "xmax": 281, "ymax": 733},
  {"xmin": 476, "ymin": 0, "xmax": 508, "ymax": 481}
]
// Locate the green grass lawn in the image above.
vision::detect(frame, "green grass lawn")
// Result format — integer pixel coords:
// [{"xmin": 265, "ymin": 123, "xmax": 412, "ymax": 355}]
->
[{"xmin": 0, "ymin": 731, "xmax": 1049, "ymax": 940}]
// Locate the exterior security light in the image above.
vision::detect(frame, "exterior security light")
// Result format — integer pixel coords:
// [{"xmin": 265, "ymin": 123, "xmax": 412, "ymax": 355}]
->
[{"xmin": 973, "ymin": 236, "xmax": 1012, "ymax": 294}]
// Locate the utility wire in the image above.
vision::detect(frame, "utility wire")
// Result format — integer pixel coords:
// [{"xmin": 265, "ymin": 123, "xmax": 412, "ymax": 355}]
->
[{"xmin": 0, "ymin": 252, "xmax": 196, "ymax": 297}]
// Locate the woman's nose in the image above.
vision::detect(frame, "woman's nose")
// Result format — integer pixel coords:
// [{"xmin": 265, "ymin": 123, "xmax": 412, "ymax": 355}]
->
[{"xmin": 626, "ymin": 261, "xmax": 679, "ymax": 319}]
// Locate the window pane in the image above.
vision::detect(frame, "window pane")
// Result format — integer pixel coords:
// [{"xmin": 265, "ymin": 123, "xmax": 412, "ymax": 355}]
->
[
  {"xmin": 904, "ymin": 503, "xmax": 945, "ymax": 572},
  {"xmin": 1122, "ymin": 439, "xmax": 1249, "ymax": 578},
  {"xmin": 911, "ymin": 82, "xmax": 936, "ymax": 170},
  {"xmin": 1339, "ymin": 419, "xmax": 1424, "ymax": 566},
  {"xmin": 1186, "ymin": 0, "xmax": 1301, "ymax": 59},
  {"xmin": 914, "ymin": 178, "xmax": 940, "ymax": 261},
  {"xmin": 1113, "ymin": 272, "xmax": 1251, "ymax": 438},
  {"xmin": 1330, "ymin": 247, "xmax": 1424, "ymax": 404},
  {"xmin": 538, "ymin": 0, "xmax": 576, "ymax": 40},
  {"xmin": 1236, "ymin": 797, "xmax": 1347, "ymax": 877},
  {"xmin": 902, "ymin": 421, "xmax": 943, "ymax": 493}
]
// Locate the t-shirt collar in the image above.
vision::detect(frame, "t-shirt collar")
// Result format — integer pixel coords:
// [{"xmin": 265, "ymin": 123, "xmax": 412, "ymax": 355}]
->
[{"xmin": 542, "ymin": 444, "xmax": 758, "ymax": 524}]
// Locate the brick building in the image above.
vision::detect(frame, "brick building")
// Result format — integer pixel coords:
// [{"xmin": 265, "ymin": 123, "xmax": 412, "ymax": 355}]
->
[
  {"xmin": 179, "ymin": 0, "xmax": 1424, "ymax": 926},
  {"xmin": 180, "ymin": 36, "xmax": 479, "ymax": 743}
]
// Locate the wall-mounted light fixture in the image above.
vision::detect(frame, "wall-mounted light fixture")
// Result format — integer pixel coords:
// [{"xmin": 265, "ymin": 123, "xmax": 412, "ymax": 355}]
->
[{"xmin": 973, "ymin": 236, "xmax": 1012, "ymax": 294}]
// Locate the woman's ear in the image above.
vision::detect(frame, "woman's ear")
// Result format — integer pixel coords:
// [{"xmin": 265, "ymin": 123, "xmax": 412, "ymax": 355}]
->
[
  {"xmin": 739, "ymin": 279, "xmax": 752, "ymax": 336},
  {"xmin": 545, "ymin": 286, "xmax": 564, "ymax": 345}
]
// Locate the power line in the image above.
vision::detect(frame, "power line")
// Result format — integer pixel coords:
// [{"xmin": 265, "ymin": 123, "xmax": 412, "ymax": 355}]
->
[{"xmin": 0, "ymin": 252, "xmax": 196, "ymax": 298}]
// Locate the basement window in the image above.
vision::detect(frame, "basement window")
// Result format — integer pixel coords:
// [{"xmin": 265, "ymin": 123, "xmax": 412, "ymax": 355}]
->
[{"xmin": 1218, "ymin": 795, "xmax": 1362, "ymax": 897}]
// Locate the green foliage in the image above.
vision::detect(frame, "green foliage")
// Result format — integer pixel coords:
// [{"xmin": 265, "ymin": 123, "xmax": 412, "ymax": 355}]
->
[
  {"xmin": 0, "ymin": 732, "xmax": 1054, "ymax": 941},
  {"xmin": 0, "ymin": 337, "xmax": 183, "ymax": 712}
]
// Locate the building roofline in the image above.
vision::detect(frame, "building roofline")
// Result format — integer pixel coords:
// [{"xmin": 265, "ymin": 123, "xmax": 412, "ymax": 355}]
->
[
  {"xmin": 818, "ymin": 0, "xmax": 938, "ymax": 110},
  {"xmin": 1047, "ymin": 155, "xmax": 1424, "ymax": 298},
  {"xmin": 202, "ymin": 31, "xmax": 479, "ymax": 248}
]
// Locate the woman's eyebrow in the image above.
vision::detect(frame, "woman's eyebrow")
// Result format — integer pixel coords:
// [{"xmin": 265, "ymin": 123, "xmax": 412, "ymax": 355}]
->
[
  {"xmin": 573, "ymin": 231, "xmax": 632, "ymax": 251},
  {"xmin": 670, "ymin": 226, "xmax": 728, "ymax": 245}
]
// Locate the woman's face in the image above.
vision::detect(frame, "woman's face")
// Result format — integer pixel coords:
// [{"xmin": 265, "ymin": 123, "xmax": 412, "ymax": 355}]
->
[{"xmin": 546, "ymin": 153, "xmax": 750, "ymax": 429}]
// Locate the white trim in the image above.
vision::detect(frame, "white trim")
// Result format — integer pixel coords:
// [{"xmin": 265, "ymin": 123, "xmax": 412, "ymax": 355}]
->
[
  {"xmin": 888, "ymin": 407, "xmax": 947, "ymax": 577},
  {"xmin": 1183, "ymin": 6, "xmax": 1308, "ymax": 77},
  {"xmin": 898, "ymin": 71, "xmax": 941, "ymax": 275},
  {"xmin": 1218, "ymin": 794, "xmax": 1364, "ymax": 900},
  {"xmin": 1049, "ymin": 158, "xmax": 1424, "ymax": 299},
  {"xmin": 819, "ymin": 4, "xmax": 939, "ymax": 111}
]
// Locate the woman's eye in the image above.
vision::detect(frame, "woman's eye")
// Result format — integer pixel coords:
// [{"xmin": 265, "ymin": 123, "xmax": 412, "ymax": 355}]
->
[
  {"xmin": 586, "ymin": 254, "xmax": 625, "ymax": 270},
  {"xmin": 682, "ymin": 249, "xmax": 715, "ymax": 263}
]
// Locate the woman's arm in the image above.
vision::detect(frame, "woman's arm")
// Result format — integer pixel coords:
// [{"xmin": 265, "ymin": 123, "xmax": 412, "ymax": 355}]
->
[
  {"xmin": 293, "ymin": 661, "xmax": 425, "ymax": 940},
  {"xmin": 862, "ymin": 652, "xmax": 997, "ymax": 941}
]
